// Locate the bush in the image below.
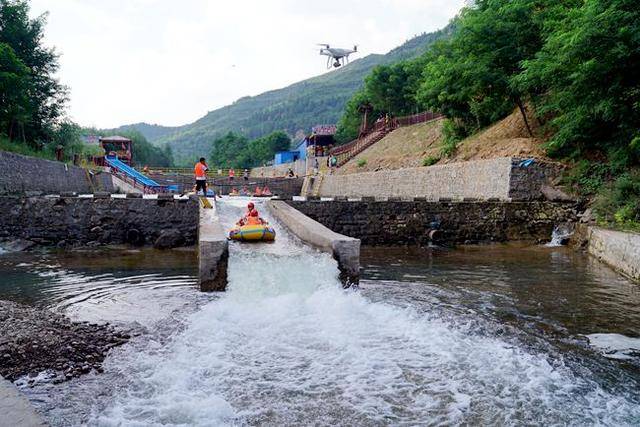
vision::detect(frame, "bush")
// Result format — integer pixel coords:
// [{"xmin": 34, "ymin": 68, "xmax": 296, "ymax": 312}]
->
[
  {"xmin": 422, "ymin": 156, "xmax": 440, "ymax": 166},
  {"xmin": 439, "ymin": 119, "xmax": 463, "ymax": 158},
  {"xmin": 356, "ymin": 158, "xmax": 367, "ymax": 167},
  {"xmin": 593, "ymin": 170, "xmax": 640, "ymax": 231}
]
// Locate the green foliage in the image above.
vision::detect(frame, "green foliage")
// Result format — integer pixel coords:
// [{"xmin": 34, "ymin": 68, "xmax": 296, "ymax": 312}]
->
[
  {"xmin": 122, "ymin": 130, "xmax": 173, "ymax": 167},
  {"xmin": 0, "ymin": 0, "xmax": 67, "ymax": 146},
  {"xmin": 593, "ymin": 171, "xmax": 640, "ymax": 231},
  {"xmin": 422, "ymin": 156, "xmax": 440, "ymax": 167},
  {"xmin": 517, "ymin": 0, "xmax": 640, "ymax": 163},
  {"xmin": 0, "ymin": 135, "xmax": 53, "ymax": 159},
  {"xmin": 356, "ymin": 158, "xmax": 367, "ymax": 168},
  {"xmin": 335, "ymin": 55, "xmax": 433, "ymax": 143},
  {"xmin": 210, "ymin": 130, "xmax": 291, "ymax": 169},
  {"xmin": 440, "ymin": 119, "xmax": 464, "ymax": 158}
]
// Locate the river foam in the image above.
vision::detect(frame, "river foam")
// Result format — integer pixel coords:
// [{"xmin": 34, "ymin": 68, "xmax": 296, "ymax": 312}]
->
[{"xmin": 79, "ymin": 198, "xmax": 640, "ymax": 426}]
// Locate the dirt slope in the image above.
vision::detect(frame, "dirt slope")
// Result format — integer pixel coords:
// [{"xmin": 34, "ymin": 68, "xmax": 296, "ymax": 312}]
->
[
  {"xmin": 336, "ymin": 120, "xmax": 444, "ymax": 175},
  {"xmin": 337, "ymin": 109, "xmax": 549, "ymax": 174},
  {"xmin": 443, "ymin": 109, "xmax": 548, "ymax": 164}
]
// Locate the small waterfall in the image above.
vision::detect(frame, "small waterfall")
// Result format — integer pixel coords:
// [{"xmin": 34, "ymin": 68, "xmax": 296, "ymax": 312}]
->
[{"xmin": 546, "ymin": 223, "xmax": 575, "ymax": 247}]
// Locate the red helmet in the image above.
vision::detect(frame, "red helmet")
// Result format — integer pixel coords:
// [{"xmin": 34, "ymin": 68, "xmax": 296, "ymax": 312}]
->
[
  {"xmin": 249, "ymin": 209, "xmax": 259, "ymax": 217},
  {"xmin": 247, "ymin": 202, "xmax": 254, "ymax": 209}
]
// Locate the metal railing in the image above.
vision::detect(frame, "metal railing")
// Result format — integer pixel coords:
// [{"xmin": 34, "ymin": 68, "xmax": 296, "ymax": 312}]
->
[{"xmin": 329, "ymin": 111, "xmax": 442, "ymax": 168}]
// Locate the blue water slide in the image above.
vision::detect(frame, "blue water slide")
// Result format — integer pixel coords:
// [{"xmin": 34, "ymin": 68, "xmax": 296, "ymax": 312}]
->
[{"xmin": 105, "ymin": 156, "xmax": 162, "ymax": 188}]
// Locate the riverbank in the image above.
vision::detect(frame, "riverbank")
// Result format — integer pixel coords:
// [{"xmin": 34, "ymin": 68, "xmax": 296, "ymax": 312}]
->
[{"xmin": 0, "ymin": 300, "xmax": 130, "ymax": 383}]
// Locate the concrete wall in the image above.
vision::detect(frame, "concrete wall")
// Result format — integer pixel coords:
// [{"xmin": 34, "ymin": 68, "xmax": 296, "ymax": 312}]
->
[
  {"xmin": 585, "ymin": 227, "xmax": 640, "ymax": 281},
  {"xmin": 306, "ymin": 157, "xmax": 561, "ymax": 201},
  {"xmin": 286, "ymin": 199, "xmax": 578, "ymax": 246},
  {"xmin": 198, "ymin": 200, "xmax": 228, "ymax": 291},
  {"xmin": 266, "ymin": 200, "xmax": 360, "ymax": 285},
  {"xmin": 0, "ymin": 150, "xmax": 113, "ymax": 195},
  {"xmin": 0, "ymin": 196, "xmax": 198, "ymax": 248},
  {"xmin": 251, "ymin": 159, "xmax": 306, "ymax": 178},
  {"xmin": 0, "ymin": 377, "xmax": 45, "ymax": 426}
]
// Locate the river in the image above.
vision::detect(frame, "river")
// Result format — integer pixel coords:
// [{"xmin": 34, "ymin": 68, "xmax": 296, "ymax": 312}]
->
[{"xmin": 1, "ymin": 198, "xmax": 639, "ymax": 425}]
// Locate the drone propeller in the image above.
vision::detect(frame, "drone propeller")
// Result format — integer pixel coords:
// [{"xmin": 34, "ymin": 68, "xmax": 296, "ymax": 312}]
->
[{"xmin": 316, "ymin": 43, "xmax": 330, "ymax": 48}]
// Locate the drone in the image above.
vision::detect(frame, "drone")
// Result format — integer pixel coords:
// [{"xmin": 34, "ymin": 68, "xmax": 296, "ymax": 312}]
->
[{"xmin": 318, "ymin": 44, "xmax": 358, "ymax": 69}]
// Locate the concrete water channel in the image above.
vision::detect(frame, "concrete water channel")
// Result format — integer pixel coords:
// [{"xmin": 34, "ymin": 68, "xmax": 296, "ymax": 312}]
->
[{"xmin": 1, "ymin": 196, "xmax": 640, "ymax": 425}]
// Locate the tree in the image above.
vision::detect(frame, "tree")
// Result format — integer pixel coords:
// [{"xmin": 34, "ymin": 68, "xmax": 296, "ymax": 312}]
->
[
  {"xmin": 0, "ymin": 0, "xmax": 67, "ymax": 146},
  {"xmin": 516, "ymin": 0, "xmax": 640, "ymax": 161},
  {"xmin": 210, "ymin": 130, "xmax": 291, "ymax": 168},
  {"xmin": 0, "ymin": 42, "xmax": 30, "ymax": 141},
  {"xmin": 417, "ymin": 0, "xmax": 570, "ymax": 135}
]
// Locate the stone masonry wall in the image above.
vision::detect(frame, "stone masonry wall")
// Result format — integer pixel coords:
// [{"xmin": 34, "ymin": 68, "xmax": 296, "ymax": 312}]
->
[
  {"xmin": 0, "ymin": 150, "xmax": 113, "ymax": 195},
  {"xmin": 0, "ymin": 196, "xmax": 198, "ymax": 248},
  {"xmin": 309, "ymin": 157, "xmax": 561, "ymax": 201},
  {"xmin": 287, "ymin": 200, "xmax": 578, "ymax": 245}
]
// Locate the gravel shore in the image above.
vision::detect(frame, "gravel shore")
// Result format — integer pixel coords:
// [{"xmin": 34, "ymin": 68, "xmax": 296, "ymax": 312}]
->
[{"xmin": 0, "ymin": 300, "xmax": 129, "ymax": 383}]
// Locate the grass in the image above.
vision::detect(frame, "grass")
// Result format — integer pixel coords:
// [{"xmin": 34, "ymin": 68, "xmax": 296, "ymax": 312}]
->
[
  {"xmin": 0, "ymin": 137, "xmax": 55, "ymax": 160},
  {"xmin": 439, "ymin": 119, "xmax": 462, "ymax": 158},
  {"xmin": 592, "ymin": 170, "xmax": 640, "ymax": 232},
  {"xmin": 356, "ymin": 158, "xmax": 367, "ymax": 168},
  {"xmin": 422, "ymin": 156, "xmax": 440, "ymax": 166}
]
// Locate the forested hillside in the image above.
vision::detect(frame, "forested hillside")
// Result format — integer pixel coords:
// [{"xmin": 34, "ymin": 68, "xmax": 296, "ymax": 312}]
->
[
  {"xmin": 335, "ymin": 0, "xmax": 639, "ymax": 230},
  {"xmin": 115, "ymin": 24, "xmax": 454, "ymax": 165}
]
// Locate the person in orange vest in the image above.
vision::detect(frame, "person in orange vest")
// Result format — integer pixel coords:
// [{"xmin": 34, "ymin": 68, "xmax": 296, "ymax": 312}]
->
[
  {"xmin": 228, "ymin": 168, "xmax": 235, "ymax": 180},
  {"xmin": 245, "ymin": 209, "xmax": 262, "ymax": 225},
  {"xmin": 194, "ymin": 157, "xmax": 208, "ymax": 195},
  {"xmin": 237, "ymin": 202, "xmax": 254, "ymax": 226}
]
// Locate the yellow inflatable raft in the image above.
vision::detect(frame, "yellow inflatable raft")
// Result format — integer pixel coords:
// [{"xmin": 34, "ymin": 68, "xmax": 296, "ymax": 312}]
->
[{"xmin": 228, "ymin": 224, "xmax": 276, "ymax": 242}]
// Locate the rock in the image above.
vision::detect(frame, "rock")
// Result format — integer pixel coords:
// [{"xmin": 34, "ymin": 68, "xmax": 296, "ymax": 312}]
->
[
  {"xmin": 154, "ymin": 229, "xmax": 185, "ymax": 249},
  {"xmin": 0, "ymin": 300, "xmax": 129, "ymax": 382},
  {"xmin": 579, "ymin": 208, "xmax": 595, "ymax": 224},
  {"xmin": 541, "ymin": 185, "xmax": 576, "ymax": 202},
  {"xmin": 2, "ymin": 239, "xmax": 36, "ymax": 252},
  {"xmin": 125, "ymin": 228, "xmax": 144, "ymax": 246}
]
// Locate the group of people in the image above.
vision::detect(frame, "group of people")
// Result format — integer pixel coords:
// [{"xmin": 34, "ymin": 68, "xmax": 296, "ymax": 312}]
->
[
  {"xmin": 236, "ymin": 202, "xmax": 267, "ymax": 226},
  {"xmin": 194, "ymin": 158, "xmax": 273, "ymax": 197}
]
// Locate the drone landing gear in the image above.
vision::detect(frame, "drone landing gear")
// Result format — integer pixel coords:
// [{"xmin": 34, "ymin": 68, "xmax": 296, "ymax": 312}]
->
[{"xmin": 333, "ymin": 61, "xmax": 342, "ymax": 68}]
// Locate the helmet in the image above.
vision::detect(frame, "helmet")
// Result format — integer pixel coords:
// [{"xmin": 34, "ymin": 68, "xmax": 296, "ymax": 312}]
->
[
  {"xmin": 247, "ymin": 202, "xmax": 254, "ymax": 209},
  {"xmin": 249, "ymin": 209, "xmax": 259, "ymax": 217}
]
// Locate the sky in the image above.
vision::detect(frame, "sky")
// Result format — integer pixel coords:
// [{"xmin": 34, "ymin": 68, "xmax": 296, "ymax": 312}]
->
[{"xmin": 30, "ymin": 0, "xmax": 465, "ymax": 129}]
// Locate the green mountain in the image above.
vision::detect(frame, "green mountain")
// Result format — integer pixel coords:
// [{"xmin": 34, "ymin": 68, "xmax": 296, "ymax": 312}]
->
[{"xmin": 114, "ymin": 24, "xmax": 454, "ymax": 165}]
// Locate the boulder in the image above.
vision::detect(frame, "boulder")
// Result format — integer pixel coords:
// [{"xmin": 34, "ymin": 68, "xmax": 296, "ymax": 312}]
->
[
  {"xmin": 154, "ymin": 229, "xmax": 184, "ymax": 249},
  {"xmin": 541, "ymin": 185, "xmax": 576, "ymax": 202},
  {"xmin": 2, "ymin": 239, "xmax": 36, "ymax": 252}
]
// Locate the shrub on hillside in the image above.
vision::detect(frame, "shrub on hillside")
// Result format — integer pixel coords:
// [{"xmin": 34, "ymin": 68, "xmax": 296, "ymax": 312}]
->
[
  {"xmin": 422, "ymin": 156, "xmax": 440, "ymax": 166},
  {"xmin": 356, "ymin": 159, "xmax": 367, "ymax": 168},
  {"xmin": 593, "ymin": 171, "xmax": 640, "ymax": 231}
]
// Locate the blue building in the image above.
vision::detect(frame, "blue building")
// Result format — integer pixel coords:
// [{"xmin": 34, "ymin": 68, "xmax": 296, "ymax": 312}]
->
[
  {"xmin": 273, "ymin": 124, "xmax": 337, "ymax": 165},
  {"xmin": 274, "ymin": 151, "xmax": 300, "ymax": 165}
]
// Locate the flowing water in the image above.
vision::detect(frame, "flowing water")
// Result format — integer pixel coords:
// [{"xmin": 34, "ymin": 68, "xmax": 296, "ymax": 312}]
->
[{"xmin": 1, "ymin": 198, "xmax": 640, "ymax": 425}]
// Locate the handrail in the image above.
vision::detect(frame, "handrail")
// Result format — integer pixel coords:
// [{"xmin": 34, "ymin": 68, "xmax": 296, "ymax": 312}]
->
[{"xmin": 329, "ymin": 111, "xmax": 442, "ymax": 167}]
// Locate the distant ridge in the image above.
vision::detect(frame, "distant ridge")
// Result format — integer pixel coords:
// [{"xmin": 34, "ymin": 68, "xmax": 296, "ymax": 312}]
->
[{"xmin": 110, "ymin": 23, "xmax": 455, "ymax": 164}]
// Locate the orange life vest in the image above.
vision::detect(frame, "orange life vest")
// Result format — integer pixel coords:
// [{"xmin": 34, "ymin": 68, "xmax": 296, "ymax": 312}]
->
[
  {"xmin": 195, "ymin": 162, "xmax": 207, "ymax": 178},
  {"xmin": 246, "ymin": 216, "xmax": 261, "ymax": 225}
]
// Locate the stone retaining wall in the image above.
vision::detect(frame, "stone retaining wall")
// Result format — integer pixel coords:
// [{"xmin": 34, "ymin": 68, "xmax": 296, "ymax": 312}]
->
[
  {"xmin": 0, "ymin": 196, "xmax": 198, "ymax": 248},
  {"xmin": 307, "ymin": 157, "xmax": 561, "ymax": 201},
  {"xmin": 286, "ymin": 199, "xmax": 578, "ymax": 245},
  {"xmin": 0, "ymin": 150, "xmax": 113, "ymax": 195}
]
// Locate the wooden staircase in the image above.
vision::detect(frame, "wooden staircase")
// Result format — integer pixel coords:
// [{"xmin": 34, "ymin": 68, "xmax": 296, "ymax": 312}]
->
[{"xmin": 329, "ymin": 111, "xmax": 442, "ymax": 169}]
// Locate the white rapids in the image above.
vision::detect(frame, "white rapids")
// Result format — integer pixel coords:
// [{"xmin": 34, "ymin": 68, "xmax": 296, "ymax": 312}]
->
[{"xmin": 55, "ymin": 198, "xmax": 639, "ymax": 425}]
